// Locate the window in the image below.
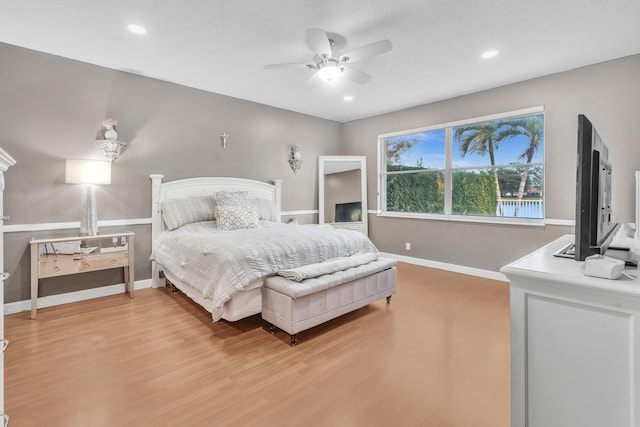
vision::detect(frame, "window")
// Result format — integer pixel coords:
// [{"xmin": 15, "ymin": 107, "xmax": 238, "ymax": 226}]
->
[{"xmin": 379, "ymin": 107, "xmax": 544, "ymax": 223}]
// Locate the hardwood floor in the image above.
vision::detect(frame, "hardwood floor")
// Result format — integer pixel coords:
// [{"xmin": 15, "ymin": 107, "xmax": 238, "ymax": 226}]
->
[{"xmin": 4, "ymin": 263, "xmax": 510, "ymax": 427}]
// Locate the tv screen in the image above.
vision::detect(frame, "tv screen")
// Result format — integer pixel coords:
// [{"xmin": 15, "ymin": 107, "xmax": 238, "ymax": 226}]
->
[
  {"xmin": 574, "ymin": 114, "xmax": 619, "ymax": 261},
  {"xmin": 335, "ymin": 201, "xmax": 362, "ymax": 222}
]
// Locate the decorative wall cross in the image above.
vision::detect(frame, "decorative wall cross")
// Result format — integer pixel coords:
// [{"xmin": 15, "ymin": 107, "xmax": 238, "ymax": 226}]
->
[{"xmin": 220, "ymin": 132, "xmax": 229, "ymax": 149}]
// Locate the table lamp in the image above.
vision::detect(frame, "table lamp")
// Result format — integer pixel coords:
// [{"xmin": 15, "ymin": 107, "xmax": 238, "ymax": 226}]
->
[{"xmin": 65, "ymin": 159, "xmax": 111, "ymax": 235}]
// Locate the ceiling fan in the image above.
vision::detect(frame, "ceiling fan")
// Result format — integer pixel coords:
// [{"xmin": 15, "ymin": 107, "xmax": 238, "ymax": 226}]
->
[{"xmin": 264, "ymin": 29, "xmax": 392, "ymax": 84}]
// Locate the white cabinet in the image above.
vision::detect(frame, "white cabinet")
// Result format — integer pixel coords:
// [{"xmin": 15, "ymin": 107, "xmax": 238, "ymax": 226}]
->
[
  {"xmin": 501, "ymin": 234, "xmax": 640, "ymax": 427},
  {"xmin": 0, "ymin": 148, "xmax": 15, "ymax": 425}
]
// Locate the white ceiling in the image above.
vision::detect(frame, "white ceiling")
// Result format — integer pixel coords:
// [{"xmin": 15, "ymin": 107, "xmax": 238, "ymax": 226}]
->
[{"xmin": 1, "ymin": 0, "xmax": 639, "ymax": 123}]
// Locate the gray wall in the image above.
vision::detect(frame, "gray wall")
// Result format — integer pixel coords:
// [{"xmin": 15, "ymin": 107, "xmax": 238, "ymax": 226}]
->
[
  {"xmin": 343, "ymin": 54, "xmax": 640, "ymax": 271},
  {"xmin": 1, "ymin": 41, "xmax": 639, "ymax": 304},
  {"xmin": 0, "ymin": 42, "xmax": 341, "ymax": 303}
]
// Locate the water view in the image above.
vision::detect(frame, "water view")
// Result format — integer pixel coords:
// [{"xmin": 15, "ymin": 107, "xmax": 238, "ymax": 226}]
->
[{"xmin": 498, "ymin": 199, "xmax": 544, "ymax": 218}]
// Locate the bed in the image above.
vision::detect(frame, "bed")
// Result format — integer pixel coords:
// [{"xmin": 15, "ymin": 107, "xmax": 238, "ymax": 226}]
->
[{"xmin": 150, "ymin": 174, "xmax": 386, "ymax": 322}]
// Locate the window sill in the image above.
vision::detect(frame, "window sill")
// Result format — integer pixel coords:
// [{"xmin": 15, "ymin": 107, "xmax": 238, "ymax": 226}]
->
[{"xmin": 376, "ymin": 211, "xmax": 547, "ymax": 227}]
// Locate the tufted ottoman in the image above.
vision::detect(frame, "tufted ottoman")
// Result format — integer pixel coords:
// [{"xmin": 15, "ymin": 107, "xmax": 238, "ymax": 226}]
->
[{"xmin": 262, "ymin": 257, "xmax": 397, "ymax": 345}]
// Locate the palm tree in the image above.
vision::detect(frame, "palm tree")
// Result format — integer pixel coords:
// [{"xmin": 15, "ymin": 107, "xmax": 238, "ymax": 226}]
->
[
  {"xmin": 495, "ymin": 116, "xmax": 543, "ymax": 216},
  {"xmin": 454, "ymin": 123, "xmax": 504, "ymax": 216}
]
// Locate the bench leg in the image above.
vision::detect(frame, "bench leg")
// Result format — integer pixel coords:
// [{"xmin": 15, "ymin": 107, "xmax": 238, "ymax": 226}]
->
[
  {"xmin": 386, "ymin": 295, "xmax": 392, "ymax": 304},
  {"xmin": 290, "ymin": 334, "xmax": 298, "ymax": 346}
]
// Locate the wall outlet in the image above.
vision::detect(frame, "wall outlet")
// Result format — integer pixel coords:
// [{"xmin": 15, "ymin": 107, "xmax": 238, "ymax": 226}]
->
[{"xmin": 405, "ymin": 242, "xmax": 411, "ymax": 251}]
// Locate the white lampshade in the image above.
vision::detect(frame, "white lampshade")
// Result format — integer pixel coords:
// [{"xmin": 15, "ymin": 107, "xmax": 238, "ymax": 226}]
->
[
  {"xmin": 65, "ymin": 159, "xmax": 111, "ymax": 185},
  {"xmin": 65, "ymin": 159, "xmax": 111, "ymax": 235}
]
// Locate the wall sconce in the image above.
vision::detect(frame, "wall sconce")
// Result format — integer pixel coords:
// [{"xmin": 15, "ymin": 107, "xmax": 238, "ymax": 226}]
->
[
  {"xmin": 288, "ymin": 145, "xmax": 302, "ymax": 174},
  {"xmin": 65, "ymin": 159, "xmax": 111, "ymax": 235},
  {"xmin": 96, "ymin": 118, "xmax": 127, "ymax": 161}
]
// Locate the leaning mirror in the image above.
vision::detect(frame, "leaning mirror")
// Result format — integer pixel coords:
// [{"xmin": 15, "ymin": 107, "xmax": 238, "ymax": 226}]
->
[{"xmin": 318, "ymin": 156, "xmax": 368, "ymax": 236}]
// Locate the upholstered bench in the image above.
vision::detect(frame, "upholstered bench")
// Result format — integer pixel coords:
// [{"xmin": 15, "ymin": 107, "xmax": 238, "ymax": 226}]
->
[{"xmin": 262, "ymin": 257, "xmax": 397, "ymax": 345}]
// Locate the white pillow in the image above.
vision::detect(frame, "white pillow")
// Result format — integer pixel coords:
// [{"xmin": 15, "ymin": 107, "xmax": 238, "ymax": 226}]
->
[
  {"xmin": 215, "ymin": 191, "xmax": 250, "ymax": 206},
  {"xmin": 216, "ymin": 205, "xmax": 259, "ymax": 231},
  {"xmin": 161, "ymin": 196, "xmax": 217, "ymax": 230},
  {"xmin": 251, "ymin": 197, "xmax": 278, "ymax": 222}
]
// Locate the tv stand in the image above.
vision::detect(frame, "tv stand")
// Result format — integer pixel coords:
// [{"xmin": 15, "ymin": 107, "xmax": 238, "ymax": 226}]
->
[{"xmin": 501, "ymin": 235, "xmax": 640, "ymax": 427}]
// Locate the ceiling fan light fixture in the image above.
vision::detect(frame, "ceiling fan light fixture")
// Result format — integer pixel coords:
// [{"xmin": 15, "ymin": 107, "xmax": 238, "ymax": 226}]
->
[{"xmin": 317, "ymin": 64, "xmax": 342, "ymax": 82}]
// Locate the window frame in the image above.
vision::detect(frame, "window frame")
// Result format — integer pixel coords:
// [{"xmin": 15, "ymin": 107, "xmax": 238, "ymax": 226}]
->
[{"xmin": 377, "ymin": 106, "xmax": 545, "ymax": 226}]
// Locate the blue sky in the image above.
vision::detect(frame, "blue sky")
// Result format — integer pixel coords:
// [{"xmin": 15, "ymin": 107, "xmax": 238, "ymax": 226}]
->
[{"xmin": 386, "ymin": 116, "xmax": 544, "ymax": 169}]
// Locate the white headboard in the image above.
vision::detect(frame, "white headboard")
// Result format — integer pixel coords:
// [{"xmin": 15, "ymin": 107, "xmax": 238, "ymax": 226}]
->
[{"xmin": 149, "ymin": 174, "xmax": 282, "ymax": 287}]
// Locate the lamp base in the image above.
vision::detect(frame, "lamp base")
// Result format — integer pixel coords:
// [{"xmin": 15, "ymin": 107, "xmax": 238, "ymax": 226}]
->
[{"xmin": 80, "ymin": 185, "xmax": 99, "ymax": 236}]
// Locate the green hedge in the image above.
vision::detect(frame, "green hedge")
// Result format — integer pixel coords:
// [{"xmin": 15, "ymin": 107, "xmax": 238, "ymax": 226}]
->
[{"xmin": 387, "ymin": 169, "xmax": 497, "ymax": 216}]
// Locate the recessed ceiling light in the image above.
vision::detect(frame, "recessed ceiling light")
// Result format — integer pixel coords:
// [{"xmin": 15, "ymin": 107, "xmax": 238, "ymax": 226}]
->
[
  {"xmin": 481, "ymin": 50, "xmax": 499, "ymax": 59},
  {"xmin": 343, "ymin": 96, "xmax": 354, "ymax": 102},
  {"xmin": 127, "ymin": 24, "xmax": 147, "ymax": 35}
]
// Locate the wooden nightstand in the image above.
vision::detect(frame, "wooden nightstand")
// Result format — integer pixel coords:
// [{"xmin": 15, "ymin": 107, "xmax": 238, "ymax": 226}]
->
[{"xmin": 29, "ymin": 231, "xmax": 135, "ymax": 319}]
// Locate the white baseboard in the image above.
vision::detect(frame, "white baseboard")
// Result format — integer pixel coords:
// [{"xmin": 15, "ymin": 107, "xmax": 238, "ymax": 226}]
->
[
  {"xmin": 4, "ymin": 279, "xmax": 153, "ymax": 315},
  {"xmin": 3, "ymin": 256, "xmax": 506, "ymax": 316},
  {"xmin": 379, "ymin": 252, "xmax": 508, "ymax": 282}
]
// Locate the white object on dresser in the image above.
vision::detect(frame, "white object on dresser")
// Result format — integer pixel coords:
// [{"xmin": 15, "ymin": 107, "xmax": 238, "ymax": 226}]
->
[
  {"xmin": 0, "ymin": 147, "xmax": 16, "ymax": 425},
  {"xmin": 501, "ymin": 234, "xmax": 640, "ymax": 427},
  {"xmin": 30, "ymin": 231, "xmax": 135, "ymax": 320}
]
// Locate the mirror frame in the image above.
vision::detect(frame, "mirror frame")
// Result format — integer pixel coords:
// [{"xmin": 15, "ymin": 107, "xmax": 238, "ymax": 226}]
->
[{"xmin": 318, "ymin": 155, "xmax": 368, "ymax": 236}]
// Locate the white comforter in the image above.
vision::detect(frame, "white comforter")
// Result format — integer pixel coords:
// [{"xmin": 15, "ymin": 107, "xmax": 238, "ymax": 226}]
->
[{"xmin": 152, "ymin": 221, "xmax": 378, "ymax": 320}]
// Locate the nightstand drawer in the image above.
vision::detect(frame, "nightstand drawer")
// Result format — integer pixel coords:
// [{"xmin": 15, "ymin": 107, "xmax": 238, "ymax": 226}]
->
[{"xmin": 39, "ymin": 252, "xmax": 129, "ymax": 278}]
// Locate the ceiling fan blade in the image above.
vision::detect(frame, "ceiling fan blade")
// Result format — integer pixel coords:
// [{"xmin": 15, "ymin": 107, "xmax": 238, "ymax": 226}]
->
[
  {"xmin": 264, "ymin": 62, "xmax": 314, "ymax": 70},
  {"xmin": 340, "ymin": 39, "xmax": 392, "ymax": 63},
  {"xmin": 342, "ymin": 66, "xmax": 372, "ymax": 85},
  {"xmin": 306, "ymin": 28, "xmax": 332, "ymax": 57}
]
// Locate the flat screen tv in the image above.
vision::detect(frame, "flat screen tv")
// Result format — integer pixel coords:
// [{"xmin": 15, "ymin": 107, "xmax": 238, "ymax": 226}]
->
[
  {"xmin": 335, "ymin": 201, "xmax": 362, "ymax": 222},
  {"xmin": 574, "ymin": 114, "xmax": 619, "ymax": 261}
]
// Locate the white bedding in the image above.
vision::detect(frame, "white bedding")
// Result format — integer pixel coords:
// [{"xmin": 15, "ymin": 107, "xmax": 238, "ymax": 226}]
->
[{"xmin": 151, "ymin": 220, "xmax": 377, "ymax": 320}]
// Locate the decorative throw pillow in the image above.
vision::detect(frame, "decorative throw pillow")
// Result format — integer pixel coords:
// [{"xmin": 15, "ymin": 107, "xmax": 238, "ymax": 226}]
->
[
  {"xmin": 216, "ymin": 205, "xmax": 259, "ymax": 231},
  {"xmin": 215, "ymin": 191, "xmax": 251, "ymax": 206},
  {"xmin": 251, "ymin": 197, "xmax": 279, "ymax": 222},
  {"xmin": 161, "ymin": 196, "xmax": 217, "ymax": 230}
]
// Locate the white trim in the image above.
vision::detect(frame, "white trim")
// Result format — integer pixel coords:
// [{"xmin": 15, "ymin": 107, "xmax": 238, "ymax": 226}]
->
[
  {"xmin": 0, "ymin": 147, "xmax": 16, "ymax": 173},
  {"xmin": 380, "ymin": 252, "xmax": 508, "ymax": 282},
  {"xmin": 378, "ymin": 106, "xmax": 545, "ymax": 139},
  {"xmin": 4, "ymin": 218, "xmax": 151, "ymax": 233},
  {"xmin": 377, "ymin": 211, "xmax": 546, "ymax": 227},
  {"xmin": 4, "ymin": 278, "xmax": 153, "ymax": 315},
  {"xmin": 281, "ymin": 210, "xmax": 317, "ymax": 216},
  {"xmin": 545, "ymin": 218, "xmax": 574, "ymax": 226},
  {"xmin": 2, "ymin": 213, "xmax": 570, "ymax": 233},
  {"xmin": 375, "ymin": 211, "xmax": 572, "ymax": 227}
]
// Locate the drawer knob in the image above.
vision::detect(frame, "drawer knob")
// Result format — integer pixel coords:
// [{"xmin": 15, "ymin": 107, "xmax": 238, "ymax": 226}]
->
[
  {"xmin": 0, "ymin": 272, "xmax": 9, "ymax": 281},
  {"xmin": 84, "ymin": 262, "xmax": 90, "ymax": 267},
  {"xmin": 111, "ymin": 259, "xmax": 117, "ymax": 264},
  {"xmin": 53, "ymin": 266, "xmax": 60, "ymax": 272}
]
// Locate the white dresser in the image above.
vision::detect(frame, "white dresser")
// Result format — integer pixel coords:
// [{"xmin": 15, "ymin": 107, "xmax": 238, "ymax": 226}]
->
[
  {"xmin": 0, "ymin": 148, "xmax": 15, "ymax": 425},
  {"xmin": 501, "ymin": 234, "xmax": 640, "ymax": 427}
]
